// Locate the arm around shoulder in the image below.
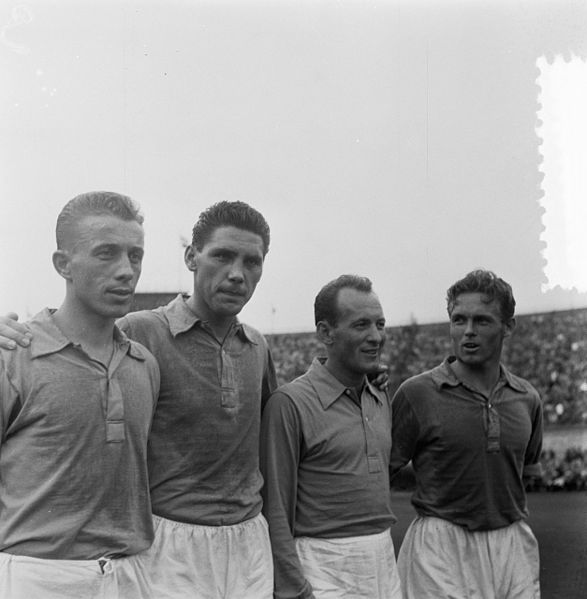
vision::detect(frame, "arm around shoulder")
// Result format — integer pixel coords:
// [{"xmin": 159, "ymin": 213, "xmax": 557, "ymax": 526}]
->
[{"xmin": 0, "ymin": 313, "xmax": 32, "ymax": 349}]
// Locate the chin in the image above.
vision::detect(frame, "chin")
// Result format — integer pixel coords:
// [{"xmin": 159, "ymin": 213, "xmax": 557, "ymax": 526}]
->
[
  {"xmin": 361, "ymin": 362, "xmax": 380, "ymax": 375},
  {"xmin": 103, "ymin": 302, "xmax": 133, "ymax": 318},
  {"xmin": 217, "ymin": 305, "xmax": 243, "ymax": 318}
]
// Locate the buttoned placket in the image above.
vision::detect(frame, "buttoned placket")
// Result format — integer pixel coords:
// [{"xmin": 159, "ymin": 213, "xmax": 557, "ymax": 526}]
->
[
  {"xmin": 103, "ymin": 345, "xmax": 128, "ymax": 443},
  {"xmin": 459, "ymin": 380, "xmax": 502, "ymax": 453},
  {"xmin": 201, "ymin": 323, "xmax": 238, "ymax": 409},
  {"xmin": 345, "ymin": 387, "xmax": 382, "ymax": 473}
]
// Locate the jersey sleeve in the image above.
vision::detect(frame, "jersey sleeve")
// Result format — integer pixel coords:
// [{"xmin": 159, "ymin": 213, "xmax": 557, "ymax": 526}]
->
[
  {"xmin": 389, "ymin": 384, "xmax": 421, "ymax": 480},
  {"xmin": 260, "ymin": 390, "xmax": 315, "ymax": 599}
]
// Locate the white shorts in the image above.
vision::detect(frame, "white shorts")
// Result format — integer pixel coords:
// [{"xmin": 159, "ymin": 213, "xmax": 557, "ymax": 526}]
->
[
  {"xmin": 295, "ymin": 529, "xmax": 403, "ymax": 598},
  {"xmin": 0, "ymin": 551, "xmax": 150, "ymax": 599},
  {"xmin": 133, "ymin": 512, "xmax": 273, "ymax": 599},
  {"xmin": 397, "ymin": 516, "xmax": 540, "ymax": 599}
]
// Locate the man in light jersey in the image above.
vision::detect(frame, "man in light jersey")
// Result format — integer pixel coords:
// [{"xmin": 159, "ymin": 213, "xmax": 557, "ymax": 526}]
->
[{"xmin": 0, "ymin": 192, "xmax": 160, "ymax": 599}]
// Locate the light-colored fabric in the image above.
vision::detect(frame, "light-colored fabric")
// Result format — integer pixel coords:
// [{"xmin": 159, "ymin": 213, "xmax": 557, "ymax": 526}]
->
[
  {"xmin": 133, "ymin": 512, "xmax": 273, "ymax": 598},
  {"xmin": 296, "ymin": 529, "xmax": 402, "ymax": 599},
  {"xmin": 0, "ymin": 551, "xmax": 151, "ymax": 599},
  {"xmin": 0, "ymin": 309, "xmax": 159, "ymax": 559},
  {"xmin": 398, "ymin": 516, "xmax": 540, "ymax": 599}
]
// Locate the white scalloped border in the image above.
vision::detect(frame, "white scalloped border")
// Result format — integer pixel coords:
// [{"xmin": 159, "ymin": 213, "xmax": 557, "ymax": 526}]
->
[{"xmin": 536, "ymin": 54, "xmax": 587, "ymax": 294}]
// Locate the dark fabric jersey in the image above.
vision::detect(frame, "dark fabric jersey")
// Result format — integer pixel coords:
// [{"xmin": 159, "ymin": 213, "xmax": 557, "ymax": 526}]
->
[
  {"xmin": 261, "ymin": 358, "xmax": 396, "ymax": 599},
  {"xmin": 390, "ymin": 358, "xmax": 543, "ymax": 531}
]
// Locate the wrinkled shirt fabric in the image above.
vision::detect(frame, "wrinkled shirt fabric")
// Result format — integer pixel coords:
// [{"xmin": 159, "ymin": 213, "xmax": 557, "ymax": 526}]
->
[
  {"xmin": 261, "ymin": 358, "xmax": 396, "ymax": 599},
  {"xmin": 390, "ymin": 357, "xmax": 543, "ymax": 531},
  {"xmin": 0, "ymin": 309, "xmax": 159, "ymax": 560},
  {"xmin": 118, "ymin": 294, "xmax": 277, "ymax": 526}
]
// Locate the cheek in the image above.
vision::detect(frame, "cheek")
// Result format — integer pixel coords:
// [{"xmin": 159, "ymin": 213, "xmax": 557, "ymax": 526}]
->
[{"xmin": 245, "ymin": 271, "xmax": 262, "ymax": 289}]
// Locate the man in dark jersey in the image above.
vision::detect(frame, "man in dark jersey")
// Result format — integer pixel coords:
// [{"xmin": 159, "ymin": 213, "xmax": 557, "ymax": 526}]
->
[
  {"xmin": 390, "ymin": 270, "xmax": 543, "ymax": 599},
  {"xmin": 261, "ymin": 275, "xmax": 402, "ymax": 599}
]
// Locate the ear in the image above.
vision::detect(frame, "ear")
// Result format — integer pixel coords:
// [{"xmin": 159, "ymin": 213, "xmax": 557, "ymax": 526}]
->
[
  {"xmin": 52, "ymin": 250, "xmax": 72, "ymax": 281},
  {"xmin": 316, "ymin": 320, "xmax": 335, "ymax": 346},
  {"xmin": 503, "ymin": 317, "xmax": 516, "ymax": 338},
  {"xmin": 184, "ymin": 245, "xmax": 198, "ymax": 272}
]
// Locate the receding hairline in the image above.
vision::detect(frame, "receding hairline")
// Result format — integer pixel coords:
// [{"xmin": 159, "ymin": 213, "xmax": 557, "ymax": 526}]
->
[{"xmin": 56, "ymin": 191, "xmax": 144, "ymax": 250}]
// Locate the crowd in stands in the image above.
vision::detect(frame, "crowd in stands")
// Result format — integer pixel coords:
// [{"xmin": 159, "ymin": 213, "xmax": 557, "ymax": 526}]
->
[
  {"xmin": 526, "ymin": 447, "xmax": 587, "ymax": 492},
  {"xmin": 266, "ymin": 307, "xmax": 587, "ymax": 492}
]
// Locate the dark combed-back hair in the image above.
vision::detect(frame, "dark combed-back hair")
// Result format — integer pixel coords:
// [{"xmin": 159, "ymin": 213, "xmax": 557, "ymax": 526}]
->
[
  {"xmin": 56, "ymin": 191, "xmax": 143, "ymax": 250},
  {"xmin": 314, "ymin": 274, "xmax": 373, "ymax": 326},
  {"xmin": 191, "ymin": 201, "xmax": 270, "ymax": 255},
  {"xmin": 446, "ymin": 269, "xmax": 516, "ymax": 321}
]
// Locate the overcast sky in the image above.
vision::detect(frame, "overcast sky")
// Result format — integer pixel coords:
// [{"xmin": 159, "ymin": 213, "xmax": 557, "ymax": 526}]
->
[{"xmin": 1, "ymin": 0, "xmax": 586, "ymax": 333}]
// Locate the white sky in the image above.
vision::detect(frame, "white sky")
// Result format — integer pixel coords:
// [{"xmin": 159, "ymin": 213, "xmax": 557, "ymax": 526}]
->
[{"xmin": 1, "ymin": 0, "xmax": 586, "ymax": 333}]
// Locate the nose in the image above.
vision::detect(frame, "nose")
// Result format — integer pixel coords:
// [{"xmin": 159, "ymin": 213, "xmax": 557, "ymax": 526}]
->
[
  {"xmin": 464, "ymin": 319, "xmax": 476, "ymax": 336},
  {"xmin": 367, "ymin": 324, "xmax": 385, "ymax": 345},
  {"xmin": 227, "ymin": 260, "xmax": 245, "ymax": 282},
  {"xmin": 115, "ymin": 253, "xmax": 136, "ymax": 281}
]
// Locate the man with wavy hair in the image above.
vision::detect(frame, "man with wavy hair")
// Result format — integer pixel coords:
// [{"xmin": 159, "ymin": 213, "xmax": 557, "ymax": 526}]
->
[{"xmin": 391, "ymin": 270, "xmax": 543, "ymax": 599}]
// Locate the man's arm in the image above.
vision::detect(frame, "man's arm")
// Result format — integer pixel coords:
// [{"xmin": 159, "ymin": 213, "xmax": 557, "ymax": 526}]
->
[
  {"xmin": 0, "ymin": 353, "xmax": 22, "ymax": 442},
  {"xmin": 261, "ymin": 344, "xmax": 278, "ymax": 412},
  {"xmin": 389, "ymin": 386, "xmax": 420, "ymax": 480},
  {"xmin": 523, "ymin": 392, "xmax": 544, "ymax": 479},
  {"xmin": 260, "ymin": 391, "xmax": 315, "ymax": 599},
  {"xmin": 0, "ymin": 314, "xmax": 32, "ymax": 349}
]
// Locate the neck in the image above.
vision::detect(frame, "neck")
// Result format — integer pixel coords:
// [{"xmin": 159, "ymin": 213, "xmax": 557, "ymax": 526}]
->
[
  {"xmin": 323, "ymin": 359, "xmax": 364, "ymax": 391},
  {"xmin": 53, "ymin": 299, "xmax": 116, "ymax": 362},
  {"xmin": 185, "ymin": 295, "xmax": 234, "ymax": 341},
  {"xmin": 451, "ymin": 359, "xmax": 501, "ymax": 395}
]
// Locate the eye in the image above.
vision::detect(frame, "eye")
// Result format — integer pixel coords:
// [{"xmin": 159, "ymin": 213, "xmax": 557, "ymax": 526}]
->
[
  {"xmin": 376, "ymin": 321, "xmax": 386, "ymax": 330},
  {"xmin": 96, "ymin": 247, "xmax": 115, "ymax": 259},
  {"xmin": 129, "ymin": 250, "xmax": 144, "ymax": 264},
  {"xmin": 214, "ymin": 251, "xmax": 231, "ymax": 262},
  {"xmin": 245, "ymin": 257, "xmax": 262, "ymax": 268}
]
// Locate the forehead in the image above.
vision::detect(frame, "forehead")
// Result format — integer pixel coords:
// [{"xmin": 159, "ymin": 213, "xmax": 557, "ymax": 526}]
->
[
  {"xmin": 451, "ymin": 292, "xmax": 501, "ymax": 317},
  {"xmin": 336, "ymin": 288, "xmax": 384, "ymax": 321},
  {"xmin": 70, "ymin": 214, "xmax": 144, "ymax": 249},
  {"xmin": 202, "ymin": 225, "xmax": 264, "ymax": 256}
]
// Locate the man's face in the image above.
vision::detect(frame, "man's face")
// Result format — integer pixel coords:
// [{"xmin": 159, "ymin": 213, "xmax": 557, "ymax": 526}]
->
[
  {"xmin": 62, "ymin": 214, "xmax": 144, "ymax": 320},
  {"xmin": 186, "ymin": 225, "xmax": 265, "ymax": 321},
  {"xmin": 326, "ymin": 288, "xmax": 386, "ymax": 381},
  {"xmin": 449, "ymin": 292, "xmax": 513, "ymax": 370}
]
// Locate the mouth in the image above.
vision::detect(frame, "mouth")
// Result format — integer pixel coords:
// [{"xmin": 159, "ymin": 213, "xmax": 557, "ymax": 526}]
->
[
  {"xmin": 219, "ymin": 289, "xmax": 245, "ymax": 298},
  {"xmin": 462, "ymin": 343, "xmax": 479, "ymax": 351},
  {"xmin": 107, "ymin": 288, "xmax": 133, "ymax": 298}
]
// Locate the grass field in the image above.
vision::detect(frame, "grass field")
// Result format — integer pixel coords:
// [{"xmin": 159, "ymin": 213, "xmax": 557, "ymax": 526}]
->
[{"xmin": 389, "ymin": 491, "xmax": 587, "ymax": 599}]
